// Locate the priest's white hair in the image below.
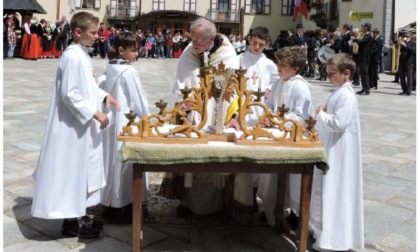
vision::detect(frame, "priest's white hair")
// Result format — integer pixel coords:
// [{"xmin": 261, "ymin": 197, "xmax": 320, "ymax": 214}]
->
[{"xmin": 190, "ymin": 17, "xmax": 216, "ymax": 38}]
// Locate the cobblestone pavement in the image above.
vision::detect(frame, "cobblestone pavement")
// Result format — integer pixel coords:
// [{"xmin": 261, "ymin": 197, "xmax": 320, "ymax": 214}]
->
[{"xmin": 3, "ymin": 56, "xmax": 416, "ymax": 251}]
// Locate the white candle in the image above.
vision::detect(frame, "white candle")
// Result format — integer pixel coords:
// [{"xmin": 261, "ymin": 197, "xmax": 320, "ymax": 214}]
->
[
  {"xmin": 130, "ymin": 101, "xmax": 134, "ymax": 111},
  {"xmin": 281, "ymin": 93, "xmax": 287, "ymax": 106},
  {"xmin": 258, "ymin": 78, "xmax": 262, "ymax": 91},
  {"xmin": 239, "ymin": 56, "xmax": 243, "ymax": 69},
  {"xmin": 203, "ymin": 52, "xmax": 209, "ymax": 66}
]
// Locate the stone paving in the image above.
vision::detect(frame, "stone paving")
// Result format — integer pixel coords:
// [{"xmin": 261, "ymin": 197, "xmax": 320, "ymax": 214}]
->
[{"xmin": 3, "ymin": 56, "xmax": 416, "ymax": 252}]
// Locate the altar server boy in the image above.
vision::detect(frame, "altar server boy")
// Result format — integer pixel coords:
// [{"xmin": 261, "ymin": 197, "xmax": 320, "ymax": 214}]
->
[
  {"xmin": 310, "ymin": 53, "xmax": 364, "ymax": 251},
  {"xmin": 238, "ymin": 26, "xmax": 280, "ymax": 125},
  {"xmin": 31, "ymin": 12, "xmax": 120, "ymax": 239},
  {"xmin": 257, "ymin": 46, "xmax": 312, "ymax": 226},
  {"xmin": 100, "ymin": 32, "xmax": 150, "ymax": 216}
]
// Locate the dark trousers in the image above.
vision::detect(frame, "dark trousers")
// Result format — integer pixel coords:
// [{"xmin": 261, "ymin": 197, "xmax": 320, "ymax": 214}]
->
[
  {"xmin": 359, "ymin": 63, "xmax": 370, "ymax": 92},
  {"xmin": 307, "ymin": 56, "xmax": 316, "ymax": 76},
  {"xmin": 58, "ymin": 36, "xmax": 68, "ymax": 52},
  {"xmin": 369, "ymin": 59, "xmax": 379, "ymax": 88},
  {"xmin": 399, "ymin": 64, "xmax": 414, "ymax": 94},
  {"xmin": 98, "ymin": 41, "xmax": 106, "ymax": 58}
]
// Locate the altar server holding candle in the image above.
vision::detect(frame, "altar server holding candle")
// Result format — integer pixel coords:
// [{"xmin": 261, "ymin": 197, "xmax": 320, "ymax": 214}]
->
[
  {"xmin": 257, "ymin": 46, "xmax": 312, "ymax": 227},
  {"xmin": 310, "ymin": 53, "xmax": 364, "ymax": 251},
  {"xmin": 99, "ymin": 32, "xmax": 150, "ymax": 217},
  {"xmin": 31, "ymin": 12, "xmax": 120, "ymax": 239}
]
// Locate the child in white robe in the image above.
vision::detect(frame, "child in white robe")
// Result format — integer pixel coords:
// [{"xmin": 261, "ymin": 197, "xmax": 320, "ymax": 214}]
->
[
  {"xmin": 99, "ymin": 32, "xmax": 150, "ymax": 218},
  {"xmin": 311, "ymin": 53, "xmax": 364, "ymax": 251},
  {"xmin": 257, "ymin": 46, "xmax": 312, "ymax": 227},
  {"xmin": 31, "ymin": 12, "xmax": 120, "ymax": 239}
]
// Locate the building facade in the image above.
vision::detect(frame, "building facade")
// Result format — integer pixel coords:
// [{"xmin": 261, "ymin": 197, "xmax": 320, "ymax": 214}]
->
[{"xmin": 32, "ymin": 0, "xmax": 413, "ymax": 43}]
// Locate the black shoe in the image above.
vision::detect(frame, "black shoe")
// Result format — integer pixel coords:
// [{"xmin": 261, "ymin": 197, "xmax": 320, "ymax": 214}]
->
[
  {"xmin": 374, "ymin": 86, "xmax": 378, "ymax": 89},
  {"xmin": 356, "ymin": 89, "xmax": 365, "ymax": 95},
  {"xmin": 361, "ymin": 91, "xmax": 370, "ymax": 95},
  {"xmin": 62, "ymin": 217, "xmax": 100, "ymax": 239},
  {"xmin": 406, "ymin": 92, "xmax": 411, "ymax": 96},
  {"xmin": 352, "ymin": 82, "xmax": 360, "ymax": 86},
  {"xmin": 176, "ymin": 204, "xmax": 192, "ymax": 218},
  {"xmin": 391, "ymin": 80, "xmax": 399, "ymax": 83},
  {"xmin": 412, "ymin": 88, "xmax": 416, "ymax": 91},
  {"xmin": 253, "ymin": 187, "xmax": 259, "ymax": 212},
  {"xmin": 285, "ymin": 211, "xmax": 299, "ymax": 231},
  {"xmin": 399, "ymin": 92, "xmax": 407, "ymax": 95}
]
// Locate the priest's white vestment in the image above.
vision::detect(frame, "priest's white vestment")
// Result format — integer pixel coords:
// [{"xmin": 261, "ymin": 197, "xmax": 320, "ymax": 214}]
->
[
  {"xmin": 257, "ymin": 74, "xmax": 312, "ymax": 226},
  {"xmin": 100, "ymin": 61, "xmax": 150, "ymax": 208},
  {"xmin": 31, "ymin": 44, "xmax": 108, "ymax": 219},
  {"xmin": 310, "ymin": 82, "xmax": 364, "ymax": 250}
]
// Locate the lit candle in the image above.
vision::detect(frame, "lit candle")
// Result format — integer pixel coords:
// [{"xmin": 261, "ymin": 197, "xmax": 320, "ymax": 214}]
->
[
  {"xmin": 130, "ymin": 101, "xmax": 134, "ymax": 111},
  {"xmin": 203, "ymin": 52, "xmax": 209, "ymax": 66},
  {"xmin": 281, "ymin": 92, "xmax": 287, "ymax": 106},
  {"xmin": 310, "ymin": 105, "xmax": 315, "ymax": 117}
]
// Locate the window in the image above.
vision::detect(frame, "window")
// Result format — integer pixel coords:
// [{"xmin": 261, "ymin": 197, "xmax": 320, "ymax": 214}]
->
[
  {"xmin": 245, "ymin": 0, "xmax": 270, "ymax": 15},
  {"xmin": 219, "ymin": 0, "xmax": 229, "ymax": 13},
  {"xmin": 184, "ymin": 0, "xmax": 196, "ymax": 12},
  {"xmin": 75, "ymin": 0, "xmax": 101, "ymax": 9},
  {"xmin": 153, "ymin": 0, "xmax": 165, "ymax": 11},
  {"xmin": 281, "ymin": 0, "xmax": 293, "ymax": 16}
]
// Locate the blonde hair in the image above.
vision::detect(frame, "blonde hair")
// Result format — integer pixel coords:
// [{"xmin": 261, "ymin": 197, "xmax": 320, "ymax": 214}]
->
[{"xmin": 70, "ymin": 11, "xmax": 99, "ymax": 32}]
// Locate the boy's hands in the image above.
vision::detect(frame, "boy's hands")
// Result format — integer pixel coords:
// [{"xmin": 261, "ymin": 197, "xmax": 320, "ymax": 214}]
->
[
  {"xmin": 105, "ymin": 95, "xmax": 121, "ymax": 112},
  {"xmin": 94, "ymin": 111, "xmax": 109, "ymax": 129}
]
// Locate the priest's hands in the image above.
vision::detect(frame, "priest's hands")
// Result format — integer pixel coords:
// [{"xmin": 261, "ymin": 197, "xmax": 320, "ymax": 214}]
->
[
  {"xmin": 226, "ymin": 118, "xmax": 240, "ymax": 131},
  {"xmin": 105, "ymin": 95, "xmax": 121, "ymax": 112}
]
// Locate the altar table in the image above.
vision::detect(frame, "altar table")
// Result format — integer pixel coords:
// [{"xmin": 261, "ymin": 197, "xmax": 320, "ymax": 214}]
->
[{"xmin": 121, "ymin": 141, "xmax": 328, "ymax": 252}]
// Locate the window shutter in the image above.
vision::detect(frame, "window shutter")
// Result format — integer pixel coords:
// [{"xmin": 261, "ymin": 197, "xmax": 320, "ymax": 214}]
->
[
  {"xmin": 245, "ymin": 0, "xmax": 251, "ymax": 14},
  {"xmin": 191, "ymin": 0, "xmax": 196, "ymax": 12},
  {"xmin": 75, "ymin": 0, "xmax": 81, "ymax": 8},
  {"xmin": 184, "ymin": 0, "xmax": 189, "ymax": 11},
  {"xmin": 94, "ymin": 0, "xmax": 101, "ymax": 9},
  {"xmin": 130, "ymin": 0, "xmax": 136, "ymax": 17},
  {"xmin": 231, "ymin": 0, "xmax": 237, "ymax": 21},
  {"xmin": 264, "ymin": 0, "xmax": 270, "ymax": 14}
]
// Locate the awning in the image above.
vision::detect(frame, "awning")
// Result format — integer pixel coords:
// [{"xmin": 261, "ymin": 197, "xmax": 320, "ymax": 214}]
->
[{"xmin": 3, "ymin": 0, "xmax": 47, "ymax": 14}]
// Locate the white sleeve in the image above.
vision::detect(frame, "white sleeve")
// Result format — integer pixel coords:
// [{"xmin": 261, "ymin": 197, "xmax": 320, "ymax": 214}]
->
[
  {"xmin": 60, "ymin": 54, "xmax": 97, "ymax": 124},
  {"xmin": 315, "ymin": 92, "xmax": 356, "ymax": 132}
]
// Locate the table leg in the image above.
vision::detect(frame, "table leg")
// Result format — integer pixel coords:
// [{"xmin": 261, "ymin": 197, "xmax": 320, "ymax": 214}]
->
[
  {"xmin": 275, "ymin": 173, "xmax": 298, "ymax": 247},
  {"xmin": 132, "ymin": 164, "xmax": 143, "ymax": 252},
  {"xmin": 298, "ymin": 165, "xmax": 314, "ymax": 252}
]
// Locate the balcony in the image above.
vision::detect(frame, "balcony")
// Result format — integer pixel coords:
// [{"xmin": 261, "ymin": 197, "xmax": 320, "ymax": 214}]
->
[
  {"xmin": 106, "ymin": 4, "xmax": 139, "ymax": 19},
  {"xmin": 309, "ymin": 1, "xmax": 338, "ymax": 29},
  {"xmin": 206, "ymin": 8, "xmax": 240, "ymax": 23}
]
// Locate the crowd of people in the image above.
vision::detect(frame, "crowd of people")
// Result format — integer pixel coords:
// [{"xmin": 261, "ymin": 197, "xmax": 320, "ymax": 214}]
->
[{"xmin": 3, "ymin": 13, "xmax": 71, "ymax": 60}]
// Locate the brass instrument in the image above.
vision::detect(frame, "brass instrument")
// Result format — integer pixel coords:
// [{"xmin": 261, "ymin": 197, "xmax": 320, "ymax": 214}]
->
[
  {"xmin": 352, "ymin": 31, "xmax": 363, "ymax": 55},
  {"xmin": 391, "ymin": 37, "xmax": 401, "ymax": 73}
]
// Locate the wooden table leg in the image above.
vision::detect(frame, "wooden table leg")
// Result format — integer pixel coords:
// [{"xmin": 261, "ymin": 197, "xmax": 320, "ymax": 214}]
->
[
  {"xmin": 132, "ymin": 164, "xmax": 143, "ymax": 252},
  {"xmin": 298, "ymin": 165, "xmax": 314, "ymax": 252}
]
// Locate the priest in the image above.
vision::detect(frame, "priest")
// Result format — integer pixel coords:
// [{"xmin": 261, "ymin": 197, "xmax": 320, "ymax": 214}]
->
[{"xmin": 160, "ymin": 17, "xmax": 238, "ymax": 216}]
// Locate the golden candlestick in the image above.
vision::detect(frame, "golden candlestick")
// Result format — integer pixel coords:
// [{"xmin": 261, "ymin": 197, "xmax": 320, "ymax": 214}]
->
[
  {"xmin": 124, "ymin": 110, "xmax": 137, "ymax": 126},
  {"xmin": 253, "ymin": 88, "xmax": 265, "ymax": 102},
  {"xmin": 155, "ymin": 99, "xmax": 168, "ymax": 115},
  {"xmin": 277, "ymin": 104, "xmax": 289, "ymax": 118}
]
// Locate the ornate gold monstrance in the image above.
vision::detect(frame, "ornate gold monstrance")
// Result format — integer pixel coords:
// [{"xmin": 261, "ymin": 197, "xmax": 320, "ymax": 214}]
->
[{"xmin": 118, "ymin": 62, "xmax": 321, "ymax": 147}]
